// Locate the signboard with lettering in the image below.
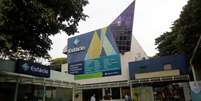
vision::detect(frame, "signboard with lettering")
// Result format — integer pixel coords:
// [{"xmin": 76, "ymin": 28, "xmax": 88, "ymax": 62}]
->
[
  {"xmin": 135, "ymin": 69, "xmax": 180, "ymax": 79},
  {"xmin": 15, "ymin": 60, "xmax": 50, "ymax": 77},
  {"xmin": 67, "ymin": 27, "xmax": 121, "ymax": 80}
]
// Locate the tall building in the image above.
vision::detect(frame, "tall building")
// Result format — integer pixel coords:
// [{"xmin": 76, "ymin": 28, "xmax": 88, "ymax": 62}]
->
[
  {"xmin": 62, "ymin": 1, "xmax": 191, "ymax": 101},
  {"xmin": 63, "ymin": 0, "xmax": 148, "ymax": 83},
  {"xmin": 62, "ymin": 1, "xmax": 150, "ymax": 101}
]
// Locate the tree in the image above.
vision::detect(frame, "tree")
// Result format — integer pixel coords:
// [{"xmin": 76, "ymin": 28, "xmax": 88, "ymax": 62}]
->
[
  {"xmin": 50, "ymin": 57, "xmax": 67, "ymax": 71},
  {"xmin": 155, "ymin": 0, "xmax": 201, "ymax": 65},
  {"xmin": 0, "ymin": 0, "xmax": 88, "ymax": 60}
]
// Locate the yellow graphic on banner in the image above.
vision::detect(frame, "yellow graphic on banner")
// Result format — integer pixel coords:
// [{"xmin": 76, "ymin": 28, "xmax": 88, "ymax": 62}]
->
[
  {"xmin": 101, "ymin": 27, "xmax": 117, "ymax": 55},
  {"xmin": 85, "ymin": 31, "xmax": 102, "ymax": 60}
]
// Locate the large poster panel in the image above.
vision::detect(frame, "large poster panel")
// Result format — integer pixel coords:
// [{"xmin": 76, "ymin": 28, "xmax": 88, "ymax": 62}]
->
[
  {"xmin": 67, "ymin": 27, "xmax": 121, "ymax": 80},
  {"xmin": 190, "ymin": 81, "xmax": 201, "ymax": 101}
]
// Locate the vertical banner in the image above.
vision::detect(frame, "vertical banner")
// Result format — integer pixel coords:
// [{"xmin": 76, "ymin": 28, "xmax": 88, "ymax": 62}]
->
[{"xmin": 190, "ymin": 81, "xmax": 201, "ymax": 101}]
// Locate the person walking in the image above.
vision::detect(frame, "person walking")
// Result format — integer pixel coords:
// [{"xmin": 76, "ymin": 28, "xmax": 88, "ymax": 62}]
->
[
  {"xmin": 90, "ymin": 94, "xmax": 96, "ymax": 101},
  {"xmin": 125, "ymin": 93, "xmax": 131, "ymax": 101},
  {"xmin": 125, "ymin": 94, "xmax": 129, "ymax": 101}
]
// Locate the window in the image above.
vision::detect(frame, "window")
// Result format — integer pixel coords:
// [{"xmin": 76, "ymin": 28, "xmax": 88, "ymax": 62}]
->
[
  {"xmin": 123, "ymin": 36, "xmax": 127, "ymax": 40},
  {"xmin": 120, "ymin": 36, "xmax": 123, "ymax": 40},
  {"xmin": 126, "ymin": 47, "xmax": 130, "ymax": 50},
  {"xmin": 112, "ymin": 88, "xmax": 120, "ymax": 99},
  {"xmin": 104, "ymin": 88, "xmax": 111, "ymax": 100},
  {"xmin": 126, "ymin": 41, "xmax": 130, "ymax": 45}
]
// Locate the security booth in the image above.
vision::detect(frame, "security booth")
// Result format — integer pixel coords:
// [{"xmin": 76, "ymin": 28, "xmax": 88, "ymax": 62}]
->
[
  {"xmin": 0, "ymin": 59, "xmax": 75, "ymax": 101},
  {"xmin": 129, "ymin": 54, "xmax": 192, "ymax": 101}
]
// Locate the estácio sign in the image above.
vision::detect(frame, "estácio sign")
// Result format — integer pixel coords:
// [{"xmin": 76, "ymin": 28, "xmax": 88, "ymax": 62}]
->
[{"xmin": 15, "ymin": 60, "xmax": 50, "ymax": 77}]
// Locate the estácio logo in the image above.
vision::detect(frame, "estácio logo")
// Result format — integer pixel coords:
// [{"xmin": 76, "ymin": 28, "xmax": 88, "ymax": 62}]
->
[
  {"xmin": 67, "ymin": 37, "xmax": 86, "ymax": 54},
  {"xmin": 73, "ymin": 38, "xmax": 80, "ymax": 46},
  {"xmin": 22, "ymin": 63, "xmax": 30, "ymax": 71}
]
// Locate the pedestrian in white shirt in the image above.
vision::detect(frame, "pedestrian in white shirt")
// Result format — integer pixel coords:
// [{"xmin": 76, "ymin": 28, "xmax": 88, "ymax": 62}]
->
[{"xmin": 90, "ymin": 94, "xmax": 96, "ymax": 101}]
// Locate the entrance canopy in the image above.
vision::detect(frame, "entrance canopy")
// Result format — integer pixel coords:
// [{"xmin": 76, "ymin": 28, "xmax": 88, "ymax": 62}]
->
[{"xmin": 0, "ymin": 71, "xmax": 79, "ymax": 88}]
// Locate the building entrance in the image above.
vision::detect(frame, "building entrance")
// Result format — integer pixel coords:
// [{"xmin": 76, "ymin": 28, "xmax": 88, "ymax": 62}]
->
[{"xmin": 83, "ymin": 89, "xmax": 102, "ymax": 101}]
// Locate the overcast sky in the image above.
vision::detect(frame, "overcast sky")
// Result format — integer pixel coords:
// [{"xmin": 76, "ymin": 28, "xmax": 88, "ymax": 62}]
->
[{"xmin": 49, "ymin": 0, "xmax": 188, "ymax": 59}]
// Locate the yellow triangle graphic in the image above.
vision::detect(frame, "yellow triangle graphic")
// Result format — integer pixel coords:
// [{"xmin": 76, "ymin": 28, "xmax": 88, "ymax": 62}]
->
[{"xmin": 85, "ymin": 31, "xmax": 102, "ymax": 59}]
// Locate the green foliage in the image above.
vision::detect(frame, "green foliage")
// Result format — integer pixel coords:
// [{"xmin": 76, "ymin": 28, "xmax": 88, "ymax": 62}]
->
[
  {"xmin": 155, "ymin": 0, "xmax": 201, "ymax": 65},
  {"xmin": 0, "ymin": 0, "xmax": 88, "ymax": 60},
  {"xmin": 50, "ymin": 57, "xmax": 67, "ymax": 71}
]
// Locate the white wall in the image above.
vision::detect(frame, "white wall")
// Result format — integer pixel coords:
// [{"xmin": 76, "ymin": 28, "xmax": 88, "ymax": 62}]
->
[
  {"xmin": 50, "ymin": 70, "xmax": 74, "ymax": 82},
  {"xmin": 61, "ymin": 36, "xmax": 148, "ymax": 84},
  {"xmin": 61, "ymin": 64, "xmax": 68, "ymax": 73},
  {"xmin": 130, "ymin": 36, "xmax": 149, "ymax": 61}
]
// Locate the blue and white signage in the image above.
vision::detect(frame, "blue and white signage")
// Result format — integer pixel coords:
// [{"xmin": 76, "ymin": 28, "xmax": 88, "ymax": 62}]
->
[
  {"xmin": 67, "ymin": 27, "xmax": 122, "ymax": 80},
  {"xmin": 15, "ymin": 60, "xmax": 50, "ymax": 77}
]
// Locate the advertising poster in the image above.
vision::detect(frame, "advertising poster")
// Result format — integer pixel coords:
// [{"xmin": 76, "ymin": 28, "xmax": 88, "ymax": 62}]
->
[
  {"xmin": 190, "ymin": 81, "xmax": 201, "ymax": 101},
  {"xmin": 67, "ymin": 27, "xmax": 121, "ymax": 80}
]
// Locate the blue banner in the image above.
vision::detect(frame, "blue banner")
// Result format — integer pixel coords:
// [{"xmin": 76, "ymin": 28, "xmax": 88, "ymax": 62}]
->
[
  {"xmin": 68, "ymin": 62, "xmax": 84, "ymax": 74},
  {"xmin": 67, "ymin": 27, "xmax": 121, "ymax": 79},
  {"xmin": 84, "ymin": 55, "xmax": 121, "ymax": 73},
  {"xmin": 15, "ymin": 60, "xmax": 50, "ymax": 77}
]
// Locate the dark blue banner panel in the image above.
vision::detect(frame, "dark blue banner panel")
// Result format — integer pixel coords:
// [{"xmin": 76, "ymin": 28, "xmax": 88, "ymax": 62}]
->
[
  {"xmin": 15, "ymin": 60, "xmax": 50, "ymax": 77},
  {"xmin": 129, "ymin": 54, "xmax": 189, "ymax": 80}
]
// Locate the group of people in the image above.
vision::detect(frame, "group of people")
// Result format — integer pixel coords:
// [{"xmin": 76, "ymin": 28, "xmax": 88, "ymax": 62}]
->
[{"xmin": 90, "ymin": 93, "xmax": 131, "ymax": 101}]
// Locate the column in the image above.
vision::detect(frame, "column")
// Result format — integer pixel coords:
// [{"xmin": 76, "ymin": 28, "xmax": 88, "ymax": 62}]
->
[
  {"xmin": 120, "ymin": 87, "xmax": 122, "ymax": 100},
  {"xmin": 13, "ymin": 79, "xmax": 20, "ymax": 101},
  {"xmin": 43, "ymin": 79, "xmax": 46, "ymax": 101},
  {"xmin": 72, "ymin": 88, "xmax": 75, "ymax": 101},
  {"xmin": 129, "ymin": 81, "xmax": 133, "ymax": 100},
  {"xmin": 102, "ymin": 88, "xmax": 105, "ymax": 100}
]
